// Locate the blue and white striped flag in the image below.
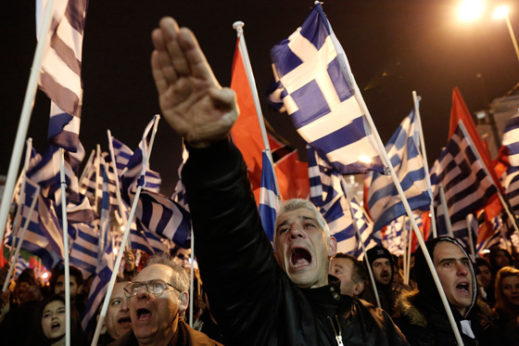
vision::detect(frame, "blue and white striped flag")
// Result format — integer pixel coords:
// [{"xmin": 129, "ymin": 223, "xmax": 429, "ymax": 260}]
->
[
  {"xmin": 431, "ymin": 122, "xmax": 498, "ymax": 238},
  {"xmin": 502, "ymin": 169, "xmax": 519, "ymax": 217},
  {"xmin": 129, "ymin": 220, "xmax": 168, "ymax": 255},
  {"xmin": 270, "ymin": 3, "xmax": 382, "ymax": 174},
  {"xmin": 367, "ymin": 109, "xmax": 431, "ymax": 230},
  {"xmin": 69, "ymin": 221, "xmax": 99, "ymax": 276},
  {"xmin": 14, "ymin": 257, "xmax": 30, "ymax": 279},
  {"xmin": 349, "ymin": 196, "xmax": 381, "ymax": 258},
  {"xmin": 258, "ymin": 151, "xmax": 281, "ymax": 241},
  {"xmin": 81, "ymin": 226, "xmax": 113, "ymax": 332},
  {"xmin": 37, "ymin": 0, "xmax": 89, "ymax": 152},
  {"xmin": 79, "ymin": 152, "xmax": 118, "ymax": 211},
  {"xmin": 111, "ymin": 137, "xmax": 134, "ymax": 178},
  {"xmin": 503, "ymin": 113, "xmax": 519, "ymax": 167}
]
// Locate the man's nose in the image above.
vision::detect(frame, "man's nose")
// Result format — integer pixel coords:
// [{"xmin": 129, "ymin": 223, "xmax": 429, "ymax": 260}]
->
[
  {"xmin": 455, "ymin": 261, "xmax": 469, "ymax": 275},
  {"xmin": 289, "ymin": 224, "xmax": 305, "ymax": 239},
  {"xmin": 120, "ymin": 298, "xmax": 130, "ymax": 311},
  {"xmin": 135, "ymin": 288, "xmax": 150, "ymax": 300}
]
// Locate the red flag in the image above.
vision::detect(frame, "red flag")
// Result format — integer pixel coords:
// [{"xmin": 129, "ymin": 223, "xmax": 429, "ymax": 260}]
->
[
  {"xmin": 449, "ymin": 87, "xmax": 500, "ymax": 186},
  {"xmin": 230, "ymin": 38, "xmax": 265, "ymax": 200}
]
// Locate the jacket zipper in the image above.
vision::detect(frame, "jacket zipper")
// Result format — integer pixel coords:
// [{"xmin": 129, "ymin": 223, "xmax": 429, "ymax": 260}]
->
[{"xmin": 327, "ymin": 315, "xmax": 344, "ymax": 346}]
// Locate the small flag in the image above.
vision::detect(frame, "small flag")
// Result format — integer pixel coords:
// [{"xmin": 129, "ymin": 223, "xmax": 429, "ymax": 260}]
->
[{"xmin": 258, "ymin": 151, "xmax": 281, "ymax": 241}]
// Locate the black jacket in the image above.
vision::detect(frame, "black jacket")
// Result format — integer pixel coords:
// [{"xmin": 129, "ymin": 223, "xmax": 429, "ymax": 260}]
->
[
  {"xmin": 394, "ymin": 237, "xmax": 498, "ymax": 345},
  {"xmin": 183, "ymin": 140, "xmax": 408, "ymax": 345}
]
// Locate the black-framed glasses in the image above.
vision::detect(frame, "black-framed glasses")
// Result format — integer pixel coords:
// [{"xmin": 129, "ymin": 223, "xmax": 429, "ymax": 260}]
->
[{"xmin": 124, "ymin": 279, "xmax": 180, "ymax": 298}]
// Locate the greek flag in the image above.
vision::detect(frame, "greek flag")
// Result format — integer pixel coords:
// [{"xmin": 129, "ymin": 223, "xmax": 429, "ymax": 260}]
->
[
  {"xmin": 136, "ymin": 190, "xmax": 191, "ymax": 248},
  {"xmin": 308, "ymin": 147, "xmax": 369, "ymax": 255},
  {"xmin": 367, "ymin": 109, "xmax": 431, "ymax": 230},
  {"xmin": 503, "ymin": 113, "xmax": 519, "ymax": 167},
  {"xmin": 69, "ymin": 221, "xmax": 99, "ymax": 276},
  {"xmin": 258, "ymin": 151, "xmax": 281, "ymax": 241},
  {"xmin": 431, "ymin": 122, "xmax": 497, "ymax": 237},
  {"xmin": 81, "ymin": 225, "xmax": 113, "ymax": 333},
  {"xmin": 270, "ymin": 3, "xmax": 382, "ymax": 174},
  {"xmin": 383, "ymin": 212, "xmax": 423, "ymax": 256},
  {"xmin": 111, "ymin": 137, "xmax": 134, "ymax": 178},
  {"xmin": 349, "ymin": 196, "xmax": 381, "ymax": 258},
  {"xmin": 502, "ymin": 169, "xmax": 519, "ymax": 216},
  {"xmin": 37, "ymin": 0, "xmax": 89, "ymax": 152},
  {"xmin": 79, "ymin": 152, "xmax": 118, "ymax": 211},
  {"xmin": 129, "ymin": 220, "xmax": 168, "ymax": 255},
  {"xmin": 171, "ymin": 147, "xmax": 189, "ymax": 211}
]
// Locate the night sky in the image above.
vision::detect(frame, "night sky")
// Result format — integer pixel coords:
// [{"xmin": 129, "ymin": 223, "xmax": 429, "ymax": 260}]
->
[{"xmin": 1, "ymin": 0, "xmax": 518, "ymax": 195}]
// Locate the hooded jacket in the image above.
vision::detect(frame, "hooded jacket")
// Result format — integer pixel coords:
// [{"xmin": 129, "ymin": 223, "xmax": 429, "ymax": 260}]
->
[
  {"xmin": 183, "ymin": 140, "xmax": 408, "ymax": 346},
  {"xmin": 394, "ymin": 236, "xmax": 497, "ymax": 345}
]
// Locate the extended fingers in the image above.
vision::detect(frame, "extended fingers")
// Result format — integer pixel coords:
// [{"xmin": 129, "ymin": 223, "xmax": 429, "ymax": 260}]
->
[{"xmin": 160, "ymin": 17, "xmax": 191, "ymax": 78}]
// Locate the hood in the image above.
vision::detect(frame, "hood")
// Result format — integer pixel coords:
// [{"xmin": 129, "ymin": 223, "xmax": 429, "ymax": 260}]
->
[{"xmin": 414, "ymin": 236, "xmax": 477, "ymax": 318}]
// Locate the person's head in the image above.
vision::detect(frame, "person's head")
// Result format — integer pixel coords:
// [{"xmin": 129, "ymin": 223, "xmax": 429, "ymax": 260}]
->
[
  {"xmin": 366, "ymin": 246, "xmax": 393, "ymax": 286},
  {"xmin": 51, "ymin": 265, "xmax": 84, "ymax": 300},
  {"xmin": 489, "ymin": 247, "xmax": 513, "ymax": 272},
  {"xmin": 330, "ymin": 253, "xmax": 366, "ymax": 297},
  {"xmin": 14, "ymin": 268, "xmax": 42, "ymax": 304},
  {"xmin": 105, "ymin": 281, "xmax": 131, "ymax": 340},
  {"xmin": 40, "ymin": 296, "xmax": 66, "ymax": 342},
  {"xmin": 125, "ymin": 254, "xmax": 189, "ymax": 345},
  {"xmin": 273, "ymin": 199, "xmax": 337, "ymax": 289},
  {"xmin": 494, "ymin": 266, "xmax": 519, "ymax": 312},
  {"xmin": 169, "ymin": 245, "xmax": 191, "ymax": 269},
  {"xmin": 415, "ymin": 237, "xmax": 476, "ymax": 317},
  {"xmin": 36, "ymin": 295, "xmax": 83, "ymax": 346},
  {"xmin": 475, "ymin": 257, "xmax": 492, "ymax": 289}
]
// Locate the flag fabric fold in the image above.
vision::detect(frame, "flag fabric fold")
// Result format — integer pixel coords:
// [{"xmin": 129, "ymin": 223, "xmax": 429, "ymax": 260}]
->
[{"xmin": 258, "ymin": 151, "xmax": 281, "ymax": 241}]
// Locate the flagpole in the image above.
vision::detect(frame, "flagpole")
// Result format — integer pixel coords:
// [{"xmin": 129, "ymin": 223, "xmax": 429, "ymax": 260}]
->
[
  {"xmin": 2, "ymin": 185, "xmax": 40, "ymax": 293},
  {"xmin": 412, "ymin": 91, "xmax": 437, "ymax": 238},
  {"xmin": 342, "ymin": 178, "xmax": 381, "ymax": 308},
  {"xmin": 95, "ymin": 144, "xmax": 101, "ymax": 212},
  {"xmin": 8, "ymin": 139, "xmax": 33, "ymax": 259},
  {"xmin": 107, "ymin": 130, "xmax": 131, "ymax": 250},
  {"xmin": 438, "ymin": 184, "xmax": 454, "ymax": 237},
  {"xmin": 188, "ymin": 230, "xmax": 194, "ymax": 327},
  {"xmin": 406, "ymin": 223, "xmax": 412, "ymax": 285},
  {"xmin": 232, "ymin": 21, "xmax": 280, "ymax": 196},
  {"xmin": 457, "ymin": 121, "xmax": 519, "ymax": 236},
  {"xmin": 91, "ymin": 115, "xmax": 160, "ymax": 346},
  {"xmin": 59, "ymin": 148, "xmax": 71, "ymax": 346},
  {"xmin": 0, "ymin": 0, "xmax": 57, "ymax": 250},
  {"xmin": 329, "ymin": 19, "xmax": 463, "ymax": 345}
]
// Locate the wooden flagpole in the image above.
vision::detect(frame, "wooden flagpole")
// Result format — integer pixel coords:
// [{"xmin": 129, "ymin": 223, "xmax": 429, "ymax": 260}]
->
[{"xmin": 59, "ymin": 148, "xmax": 71, "ymax": 346}]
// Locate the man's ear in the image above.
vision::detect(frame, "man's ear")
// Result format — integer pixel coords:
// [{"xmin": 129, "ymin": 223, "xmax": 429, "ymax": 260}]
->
[
  {"xmin": 328, "ymin": 236, "xmax": 337, "ymax": 257},
  {"xmin": 178, "ymin": 291, "xmax": 189, "ymax": 313},
  {"xmin": 353, "ymin": 281, "xmax": 365, "ymax": 297}
]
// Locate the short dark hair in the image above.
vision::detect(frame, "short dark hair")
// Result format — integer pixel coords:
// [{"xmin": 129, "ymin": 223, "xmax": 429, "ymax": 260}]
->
[
  {"xmin": 50, "ymin": 264, "xmax": 84, "ymax": 291},
  {"xmin": 333, "ymin": 253, "xmax": 367, "ymax": 284}
]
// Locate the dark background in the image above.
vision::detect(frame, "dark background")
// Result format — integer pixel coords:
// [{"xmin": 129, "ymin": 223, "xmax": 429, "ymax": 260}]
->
[{"xmin": 1, "ymin": 0, "xmax": 518, "ymax": 194}]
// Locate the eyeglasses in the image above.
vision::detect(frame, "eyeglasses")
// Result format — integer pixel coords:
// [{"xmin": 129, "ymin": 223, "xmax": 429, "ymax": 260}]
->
[{"xmin": 124, "ymin": 279, "xmax": 180, "ymax": 298}]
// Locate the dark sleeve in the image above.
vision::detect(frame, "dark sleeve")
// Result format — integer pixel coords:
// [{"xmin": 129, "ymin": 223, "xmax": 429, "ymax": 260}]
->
[{"xmin": 182, "ymin": 140, "xmax": 284, "ymax": 344}]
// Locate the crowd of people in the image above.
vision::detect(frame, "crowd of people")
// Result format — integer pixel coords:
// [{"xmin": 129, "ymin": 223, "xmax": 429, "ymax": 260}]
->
[{"xmin": 1, "ymin": 16, "xmax": 519, "ymax": 345}]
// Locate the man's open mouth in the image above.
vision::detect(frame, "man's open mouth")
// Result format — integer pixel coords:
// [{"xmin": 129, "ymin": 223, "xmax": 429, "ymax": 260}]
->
[
  {"xmin": 290, "ymin": 247, "xmax": 312, "ymax": 269},
  {"xmin": 118, "ymin": 316, "xmax": 131, "ymax": 326},
  {"xmin": 456, "ymin": 282, "xmax": 470, "ymax": 295},
  {"xmin": 136, "ymin": 308, "xmax": 152, "ymax": 321}
]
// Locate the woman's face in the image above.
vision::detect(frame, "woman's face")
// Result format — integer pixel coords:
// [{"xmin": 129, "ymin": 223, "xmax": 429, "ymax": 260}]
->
[
  {"xmin": 502, "ymin": 275, "xmax": 519, "ymax": 306},
  {"xmin": 41, "ymin": 300, "xmax": 66, "ymax": 340}
]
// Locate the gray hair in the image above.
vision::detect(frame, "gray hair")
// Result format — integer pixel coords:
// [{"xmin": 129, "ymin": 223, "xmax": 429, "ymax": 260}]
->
[
  {"xmin": 275, "ymin": 198, "xmax": 330, "ymax": 237},
  {"xmin": 146, "ymin": 253, "xmax": 189, "ymax": 292}
]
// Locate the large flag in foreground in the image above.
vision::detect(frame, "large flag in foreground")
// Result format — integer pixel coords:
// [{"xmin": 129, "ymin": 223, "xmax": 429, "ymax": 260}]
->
[
  {"xmin": 270, "ymin": 3, "xmax": 382, "ymax": 174},
  {"xmin": 37, "ymin": 0, "xmax": 89, "ymax": 151},
  {"xmin": 502, "ymin": 113, "xmax": 519, "ymax": 167},
  {"xmin": 367, "ymin": 109, "xmax": 431, "ymax": 230},
  {"xmin": 431, "ymin": 122, "xmax": 498, "ymax": 239}
]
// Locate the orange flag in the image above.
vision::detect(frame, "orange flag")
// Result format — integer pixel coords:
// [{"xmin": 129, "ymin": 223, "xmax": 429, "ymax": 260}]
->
[{"xmin": 230, "ymin": 38, "xmax": 265, "ymax": 197}]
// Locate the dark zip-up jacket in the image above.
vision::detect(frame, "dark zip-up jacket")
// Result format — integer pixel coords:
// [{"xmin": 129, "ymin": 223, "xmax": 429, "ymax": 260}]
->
[{"xmin": 183, "ymin": 140, "xmax": 408, "ymax": 345}]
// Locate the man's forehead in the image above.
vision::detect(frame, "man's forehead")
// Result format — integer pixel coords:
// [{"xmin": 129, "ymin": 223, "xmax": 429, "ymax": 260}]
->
[
  {"xmin": 135, "ymin": 264, "xmax": 173, "ymax": 282},
  {"xmin": 276, "ymin": 208, "xmax": 317, "ymax": 225},
  {"xmin": 112, "ymin": 282, "xmax": 128, "ymax": 297},
  {"xmin": 332, "ymin": 257, "xmax": 353, "ymax": 268},
  {"xmin": 434, "ymin": 241, "xmax": 467, "ymax": 261}
]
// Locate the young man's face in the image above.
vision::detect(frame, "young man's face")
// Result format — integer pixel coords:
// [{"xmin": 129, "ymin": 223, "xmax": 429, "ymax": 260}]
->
[
  {"xmin": 372, "ymin": 258, "xmax": 392, "ymax": 286},
  {"xmin": 330, "ymin": 257, "xmax": 362, "ymax": 296},
  {"xmin": 54, "ymin": 275, "xmax": 80, "ymax": 299},
  {"xmin": 433, "ymin": 242, "xmax": 473, "ymax": 316},
  {"xmin": 274, "ymin": 208, "xmax": 336, "ymax": 289}
]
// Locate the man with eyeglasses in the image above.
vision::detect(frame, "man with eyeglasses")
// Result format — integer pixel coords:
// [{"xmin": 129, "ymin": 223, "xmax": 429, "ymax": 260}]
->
[
  {"xmin": 115, "ymin": 255, "xmax": 221, "ymax": 345},
  {"xmin": 149, "ymin": 17, "xmax": 407, "ymax": 345}
]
